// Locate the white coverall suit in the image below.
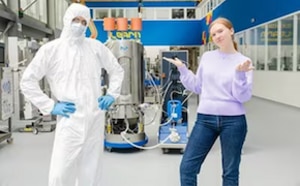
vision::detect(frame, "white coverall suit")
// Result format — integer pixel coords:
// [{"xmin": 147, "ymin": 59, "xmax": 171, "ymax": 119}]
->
[{"xmin": 20, "ymin": 3, "xmax": 124, "ymax": 186}]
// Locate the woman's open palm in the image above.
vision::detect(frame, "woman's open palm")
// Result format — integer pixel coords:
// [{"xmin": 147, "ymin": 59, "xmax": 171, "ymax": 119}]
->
[
  {"xmin": 163, "ymin": 57, "xmax": 184, "ymax": 67},
  {"xmin": 236, "ymin": 60, "xmax": 254, "ymax": 72}
]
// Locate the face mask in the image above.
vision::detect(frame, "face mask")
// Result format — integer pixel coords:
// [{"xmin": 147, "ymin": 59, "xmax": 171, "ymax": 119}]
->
[{"xmin": 70, "ymin": 22, "xmax": 86, "ymax": 37}]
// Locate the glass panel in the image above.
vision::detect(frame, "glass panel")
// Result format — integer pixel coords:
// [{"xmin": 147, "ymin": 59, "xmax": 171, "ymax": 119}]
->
[
  {"xmin": 280, "ymin": 16, "xmax": 293, "ymax": 71},
  {"xmin": 125, "ymin": 8, "xmax": 138, "ymax": 19},
  {"xmin": 111, "ymin": 9, "xmax": 124, "ymax": 18},
  {"xmin": 172, "ymin": 9, "xmax": 184, "ymax": 19},
  {"xmin": 267, "ymin": 21, "xmax": 278, "ymax": 71},
  {"xmin": 94, "ymin": 9, "xmax": 109, "ymax": 19},
  {"xmin": 20, "ymin": 0, "xmax": 47, "ymax": 23},
  {"xmin": 212, "ymin": 0, "xmax": 217, "ymax": 8},
  {"xmin": 142, "ymin": 8, "xmax": 154, "ymax": 19},
  {"xmin": 55, "ymin": 0, "xmax": 68, "ymax": 29},
  {"xmin": 195, "ymin": 7, "xmax": 201, "ymax": 19},
  {"xmin": 156, "ymin": 8, "xmax": 169, "ymax": 19},
  {"xmin": 256, "ymin": 26, "xmax": 266, "ymax": 70},
  {"xmin": 243, "ymin": 30, "xmax": 255, "ymax": 66},
  {"xmin": 20, "ymin": 0, "xmax": 36, "ymax": 18},
  {"xmin": 187, "ymin": 9, "xmax": 195, "ymax": 19},
  {"xmin": 206, "ymin": 2, "xmax": 210, "ymax": 13},
  {"xmin": 210, "ymin": 1, "xmax": 213, "ymax": 11},
  {"xmin": 40, "ymin": 0, "xmax": 47, "ymax": 23}
]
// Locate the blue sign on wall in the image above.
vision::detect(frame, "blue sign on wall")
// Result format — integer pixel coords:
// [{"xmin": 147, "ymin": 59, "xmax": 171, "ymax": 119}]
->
[{"xmin": 86, "ymin": 20, "xmax": 202, "ymax": 46}]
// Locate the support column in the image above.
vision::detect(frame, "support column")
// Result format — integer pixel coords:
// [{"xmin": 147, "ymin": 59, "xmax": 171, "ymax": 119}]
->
[
  {"xmin": 47, "ymin": 0, "xmax": 57, "ymax": 39},
  {"xmin": 7, "ymin": 0, "xmax": 20, "ymax": 37}
]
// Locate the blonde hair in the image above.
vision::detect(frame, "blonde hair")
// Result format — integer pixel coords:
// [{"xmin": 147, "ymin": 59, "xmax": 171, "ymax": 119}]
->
[{"xmin": 209, "ymin": 17, "xmax": 238, "ymax": 50}]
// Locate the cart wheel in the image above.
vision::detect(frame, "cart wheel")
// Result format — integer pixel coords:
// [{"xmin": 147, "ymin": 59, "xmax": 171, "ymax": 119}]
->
[
  {"xmin": 33, "ymin": 128, "xmax": 39, "ymax": 135},
  {"xmin": 7, "ymin": 138, "xmax": 13, "ymax": 144}
]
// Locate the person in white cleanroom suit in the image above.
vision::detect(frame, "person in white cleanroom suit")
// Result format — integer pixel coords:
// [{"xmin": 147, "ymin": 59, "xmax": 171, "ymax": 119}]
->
[{"xmin": 20, "ymin": 3, "xmax": 124, "ymax": 186}]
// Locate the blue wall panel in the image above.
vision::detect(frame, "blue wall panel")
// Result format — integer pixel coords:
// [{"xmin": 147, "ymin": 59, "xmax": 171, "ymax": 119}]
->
[
  {"xmin": 214, "ymin": 0, "xmax": 300, "ymax": 32},
  {"xmin": 86, "ymin": 20, "xmax": 202, "ymax": 46},
  {"xmin": 86, "ymin": 1, "xmax": 300, "ymax": 46}
]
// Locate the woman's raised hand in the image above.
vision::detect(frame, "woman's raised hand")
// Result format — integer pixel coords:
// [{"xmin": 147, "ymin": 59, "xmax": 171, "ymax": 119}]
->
[
  {"xmin": 163, "ymin": 57, "xmax": 185, "ymax": 67},
  {"xmin": 236, "ymin": 60, "xmax": 254, "ymax": 72}
]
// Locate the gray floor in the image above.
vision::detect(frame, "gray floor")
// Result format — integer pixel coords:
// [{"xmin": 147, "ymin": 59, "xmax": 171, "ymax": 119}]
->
[{"xmin": 0, "ymin": 95, "xmax": 300, "ymax": 186}]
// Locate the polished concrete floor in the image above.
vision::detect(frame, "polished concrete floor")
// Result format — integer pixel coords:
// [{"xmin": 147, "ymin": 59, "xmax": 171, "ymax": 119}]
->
[{"xmin": 0, "ymin": 95, "xmax": 300, "ymax": 186}]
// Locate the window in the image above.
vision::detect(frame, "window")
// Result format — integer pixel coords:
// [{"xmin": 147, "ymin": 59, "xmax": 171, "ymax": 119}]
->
[
  {"xmin": 187, "ymin": 9, "xmax": 195, "ymax": 19},
  {"xmin": 280, "ymin": 17, "xmax": 293, "ymax": 71},
  {"xmin": 94, "ymin": 9, "xmax": 109, "ymax": 19},
  {"xmin": 256, "ymin": 26, "xmax": 266, "ymax": 70},
  {"xmin": 156, "ymin": 8, "xmax": 170, "ymax": 19},
  {"xmin": 20, "ymin": 0, "xmax": 47, "ymax": 23},
  {"xmin": 142, "ymin": 8, "xmax": 155, "ymax": 19},
  {"xmin": 111, "ymin": 9, "xmax": 124, "ymax": 18},
  {"xmin": 172, "ymin": 9, "xmax": 184, "ymax": 19},
  {"xmin": 267, "ymin": 21, "xmax": 278, "ymax": 71},
  {"xmin": 125, "ymin": 8, "xmax": 138, "ymax": 19}
]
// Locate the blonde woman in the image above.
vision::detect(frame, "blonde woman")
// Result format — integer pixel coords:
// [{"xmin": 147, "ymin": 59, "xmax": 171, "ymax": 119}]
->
[{"xmin": 164, "ymin": 17, "xmax": 254, "ymax": 186}]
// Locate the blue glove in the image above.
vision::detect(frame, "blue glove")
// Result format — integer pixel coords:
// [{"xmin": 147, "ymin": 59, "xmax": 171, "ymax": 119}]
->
[
  {"xmin": 98, "ymin": 95, "xmax": 115, "ymax": 110},
  {"xmin": 51, "ymin": 102, "xmax": 76, "ymax": 118}
]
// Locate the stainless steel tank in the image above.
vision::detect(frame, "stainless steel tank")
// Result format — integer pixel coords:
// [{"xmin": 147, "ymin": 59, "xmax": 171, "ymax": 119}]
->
[
  {"xmin": 104, "ymin": 40, "xmax": 147, "ymax": 149},
  {"xmin": 107, "ymin": 40, "xmax": 144, "ymax": 120}
]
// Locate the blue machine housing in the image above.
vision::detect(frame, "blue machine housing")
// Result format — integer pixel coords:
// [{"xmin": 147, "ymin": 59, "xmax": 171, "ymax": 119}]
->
[
  {"xmin": 158, "ymin": 50, "xmax": 189, "ymax": 153},
  {"xmin": 167, "ymin": 100, "xmax": 182, "ymax": 122},
  {"xmin": 160, "ymin": 100, "xmax": 188, "ymax": 145}
]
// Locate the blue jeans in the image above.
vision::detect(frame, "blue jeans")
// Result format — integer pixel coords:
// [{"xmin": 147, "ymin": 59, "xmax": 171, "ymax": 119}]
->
[{"xmin": 180, "ymin": 113, "xmax": 247, "ymax": 186}]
